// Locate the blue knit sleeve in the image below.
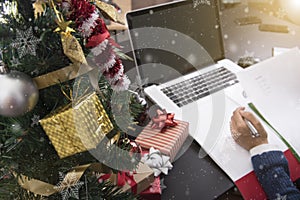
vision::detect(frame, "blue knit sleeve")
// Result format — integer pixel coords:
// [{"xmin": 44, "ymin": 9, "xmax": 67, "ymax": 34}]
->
[{"xmin": 251, "ymin": 151, "xmax": 300, "ymax": 200}]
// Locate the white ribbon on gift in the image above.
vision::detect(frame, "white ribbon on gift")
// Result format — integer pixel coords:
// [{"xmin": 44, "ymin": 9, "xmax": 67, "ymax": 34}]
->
[{"xmin": 141, "ymin": 147, "xmax": 173, "ymax": 177}]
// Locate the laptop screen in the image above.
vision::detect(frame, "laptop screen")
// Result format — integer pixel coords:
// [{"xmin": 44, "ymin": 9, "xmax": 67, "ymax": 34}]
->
[{"xmin": 126, "ymin": 0, "xmax": 224, "ymax": 84}]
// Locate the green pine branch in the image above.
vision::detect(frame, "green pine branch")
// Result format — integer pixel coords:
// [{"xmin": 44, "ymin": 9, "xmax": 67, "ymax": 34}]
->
[{"xmin": 0, "ymin": 1, "xmax": 148, "ymax": 199}]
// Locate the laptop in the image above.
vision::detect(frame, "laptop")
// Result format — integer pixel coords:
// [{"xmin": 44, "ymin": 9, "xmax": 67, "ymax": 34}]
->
[{"xmin": 126, "ymin": 0, "xmax": 246, "ymax": 154}]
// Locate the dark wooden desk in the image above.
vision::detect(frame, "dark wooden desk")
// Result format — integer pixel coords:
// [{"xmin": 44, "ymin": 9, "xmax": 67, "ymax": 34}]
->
[{"xmin": 161, "ymin": 138, "xmax": 235, "ymax": 200}]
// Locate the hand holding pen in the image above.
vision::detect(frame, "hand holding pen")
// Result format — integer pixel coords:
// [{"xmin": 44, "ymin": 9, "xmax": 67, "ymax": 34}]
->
[{"xmin": 230, "ymin": 107, "xmax": 268, "ymax": 151}]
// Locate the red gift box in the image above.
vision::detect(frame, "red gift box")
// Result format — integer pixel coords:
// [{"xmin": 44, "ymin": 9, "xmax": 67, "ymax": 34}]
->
[
  {"xmin": 98, "ymin": 162, "xmax": 155, "ymax": 194},
  {"xmin": 135, "ymin": 120, "xmax": 189, "ymax": 162},
  {"xmin": 140, "ymin": 177, "xmax": 161, "ymax": 200}
]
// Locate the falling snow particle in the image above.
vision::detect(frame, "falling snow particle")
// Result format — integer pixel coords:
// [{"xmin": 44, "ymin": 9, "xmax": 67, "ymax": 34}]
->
[
  {"xmin": 11, "ymin": 123, "xmax": 21, "ymax": 132},
  {"xmin": 275, "ymin": 193, "xmax": 287, "ymax": 200},
  {"xmin": 160, "ymin": 178, "xmax": 167, "ymax": 191},
  {"xmin": 276, "ymin": 8, "xmax": 287, "ymax": 19},
  {"xmin": 243, "ymin": 50, "xmax": 254, "ymax": 58},
  {"xmin": 145, "ymin": 54, "xmax": 153, "ymax": 62},
  {"xmin": 290, "ymin": 30, "xmax": 296, "ymax": 35},
  {"xmin": 129, "ymin": 75, "xmax": 149, "ymax": 91},
  {"xmin": 185, "ymin": 186, "xmax": 190, "ymax": 196},
  {"xmin": 224, "ymin": 34, "xmax": 228, "ymax": 39}
]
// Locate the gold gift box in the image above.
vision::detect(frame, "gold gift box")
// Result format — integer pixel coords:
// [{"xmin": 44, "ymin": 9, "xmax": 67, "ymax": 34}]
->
[{"xmin": 40, "ymin": 92, "xmax": 113, "ymax": 158}]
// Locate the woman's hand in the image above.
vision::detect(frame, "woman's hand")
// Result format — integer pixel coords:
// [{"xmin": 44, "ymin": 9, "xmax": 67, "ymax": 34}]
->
[{"xmin": 230, "ymin": 107, "xmax": 268, "ymax": 151}]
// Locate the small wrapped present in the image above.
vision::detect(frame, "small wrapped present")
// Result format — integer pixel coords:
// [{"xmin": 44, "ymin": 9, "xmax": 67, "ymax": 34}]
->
[
  {"xmin": 99, "ymin": 162, "xmax": 155, "ymax": 194},
  {"xmin": 140, "ymin": 176, "xmax": 162, "ymax": 200},
  {"xmin": 40, "ymin": 92, "xmax": 113, "ymax": 158},
  {"xmin": 135, "ymin": 109, "xmax": 189, "ymax": 162}
]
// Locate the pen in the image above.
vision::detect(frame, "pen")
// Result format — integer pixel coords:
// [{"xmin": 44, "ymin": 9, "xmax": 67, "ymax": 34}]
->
[{"xmin": 244, "ymin": 119, "xmax": 260, "ymax": 138}]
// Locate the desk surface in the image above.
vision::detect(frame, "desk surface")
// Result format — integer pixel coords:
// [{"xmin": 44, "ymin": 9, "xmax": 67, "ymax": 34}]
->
[{"xmin": 161, "ymin": 138, "xmax": 234, "ymax": 200}]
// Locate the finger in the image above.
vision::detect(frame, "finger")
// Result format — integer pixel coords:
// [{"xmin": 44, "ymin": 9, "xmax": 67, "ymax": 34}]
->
[
  {"xmin": 240, "ymin": 111, "xmax": 260, "ymax": 126},
  {"xmin": 240, "ymin": 111, "xmax": 268, "ymax": 136},
  {"xmin": 233, "ymin": 107, "xmax": 245, "ymax": 114},
  {"xmin": 232, "ymin": 107, "xmax": 245, "ymax": 123}
]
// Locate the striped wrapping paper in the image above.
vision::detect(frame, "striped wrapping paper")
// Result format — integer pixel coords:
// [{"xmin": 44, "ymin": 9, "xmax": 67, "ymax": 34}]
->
[{"xmin": 135, "ymin": 120, "xmax": 189, "ymax": 162}]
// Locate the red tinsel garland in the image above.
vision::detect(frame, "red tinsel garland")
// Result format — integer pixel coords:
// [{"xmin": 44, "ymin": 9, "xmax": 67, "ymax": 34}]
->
[{"xmin": 62, "ymin": 0, "xmax": 130, "ymax": 91}]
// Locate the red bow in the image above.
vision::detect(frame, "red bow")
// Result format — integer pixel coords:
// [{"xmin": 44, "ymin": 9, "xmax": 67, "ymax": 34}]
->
[
  {"xmin": 86, "ymin": 31, "xmax": 110, "ymax": 48},
  {"xmin": 99, "ymin": 171, "xmax": 137, "ymax": 194},
  {"xmin": 151, "ymin": 109, "xmax": 178, "ymax": 132}
]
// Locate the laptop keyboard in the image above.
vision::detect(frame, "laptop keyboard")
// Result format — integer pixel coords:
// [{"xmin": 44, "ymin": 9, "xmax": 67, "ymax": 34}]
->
[{"xmin": 161, "ymin": 67, "xmax": 239, "ymax": 107}]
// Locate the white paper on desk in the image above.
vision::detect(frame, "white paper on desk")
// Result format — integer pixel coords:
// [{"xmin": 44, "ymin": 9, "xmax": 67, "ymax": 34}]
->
[
  {"xmin": 208, "ymin": 96, "xmax": 287, "ymax": 181},
  {"xmin": 237, "ymin": 47, "xmax": 300, "ymax": 156}
]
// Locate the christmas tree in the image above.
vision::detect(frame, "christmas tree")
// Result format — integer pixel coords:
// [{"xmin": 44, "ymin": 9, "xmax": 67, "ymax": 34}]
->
[{"xmin": 0, "ymin": 0, "xmax": 148, "ymax": 199}]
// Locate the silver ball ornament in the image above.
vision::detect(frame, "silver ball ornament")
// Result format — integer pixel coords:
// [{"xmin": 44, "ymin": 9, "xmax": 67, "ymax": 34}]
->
[{"xmin": 0, "ymin": 62, "xmax": 39, "ymax": 117}]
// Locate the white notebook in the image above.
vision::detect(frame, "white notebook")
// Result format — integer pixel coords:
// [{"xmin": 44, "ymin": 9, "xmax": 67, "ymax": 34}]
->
[
  {"xmin": 208, "ymin": 47, "xmax": 300, "ymax": 181},
  {"xmin": 237, "ymin": 47, "xmax": 300, "ymax": 157}
]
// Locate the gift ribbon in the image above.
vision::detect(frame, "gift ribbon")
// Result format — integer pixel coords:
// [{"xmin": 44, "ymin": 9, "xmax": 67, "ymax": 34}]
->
[
  {"xmin": 59, "ymin": 77, "xmax": 91, "ymax": 103},
  {"xmin": 118, "ymin": 172, "xmax": 137, "ymax": 194},
  {"xmin": 141, "ymin": 147, "xmax": 173, "ymax": 177},
  {"xmin": 18, "ymin": 162, "xmax": 153, "ymax": 197},
  {"xmin": 17, "ymin": 163, "xmax": 110, "ymax": 197},
  {"xmin": 99, "ymin": 171, "xmax": 137, "ymax": 194},
  {"xmin": 151, "ymin": 109, "xmax": 178, "ymax": 132},
  {"xmin": 32, "ymin": 0, "xmax": 104, "ymax": 98}
]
